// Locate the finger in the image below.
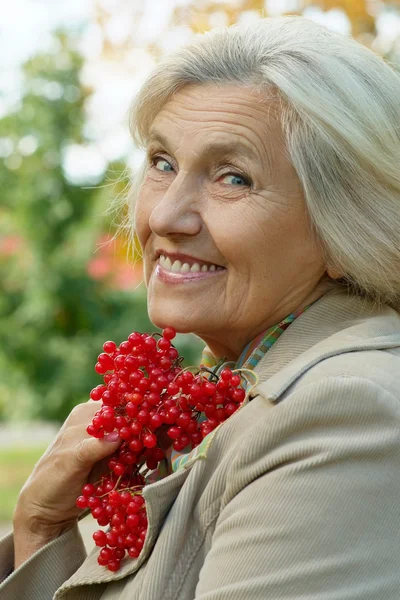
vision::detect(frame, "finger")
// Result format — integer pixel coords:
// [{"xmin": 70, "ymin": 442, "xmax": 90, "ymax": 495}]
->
[{"xmin": 73, "ymin": 434, "xmax": 122, "ymax": 470}]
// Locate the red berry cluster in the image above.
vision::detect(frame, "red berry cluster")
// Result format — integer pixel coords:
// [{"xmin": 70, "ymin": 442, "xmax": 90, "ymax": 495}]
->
[{"xmin": 76, "ymin": 326, "xmax": 247, "ymax": 571}]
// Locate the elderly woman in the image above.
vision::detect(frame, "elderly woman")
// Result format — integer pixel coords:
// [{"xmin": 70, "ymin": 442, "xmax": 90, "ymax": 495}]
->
[{"xmin": 1, "ymin": 14, "xmax": 400, "ymax": 600}]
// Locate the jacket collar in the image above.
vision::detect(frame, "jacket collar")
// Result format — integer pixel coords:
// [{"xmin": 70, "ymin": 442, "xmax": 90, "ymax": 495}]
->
[{"xmin": 252, "ymin": 290, "xmax": 400, "ymax": 402}]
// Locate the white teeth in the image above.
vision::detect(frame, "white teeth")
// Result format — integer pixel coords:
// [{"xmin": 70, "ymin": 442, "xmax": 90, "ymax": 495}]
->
[
  {"xmin": 171, "ymin": 260, "xmax": 182, "ymax": 273},
  {"xmin": 159, "ymin": 255, "xmax": 172, "ymax": 270},
  {"xmin": 159, "ymin": 255, "xmax": 222, "ymax": 274},
  {"xmin": 181, "ymin": 262, "xmax": 190, "ymax": 273}
]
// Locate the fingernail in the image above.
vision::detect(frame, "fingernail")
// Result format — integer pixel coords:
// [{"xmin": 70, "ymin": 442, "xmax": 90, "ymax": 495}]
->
[{"xmin": 104, "ymin": 431, "xmax": 120, "ymax": 442}]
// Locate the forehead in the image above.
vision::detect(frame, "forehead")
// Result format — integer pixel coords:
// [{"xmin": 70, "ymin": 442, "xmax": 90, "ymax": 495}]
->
[{"xmin": 148, "ymin": 83, "xmax": 282, "ymax": 163}]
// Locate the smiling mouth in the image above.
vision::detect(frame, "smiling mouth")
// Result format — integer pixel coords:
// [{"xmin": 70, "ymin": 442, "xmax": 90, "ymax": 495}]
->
[{"xmin": 158, "ymin": 254, "xmax": 225, "ymax": 275}]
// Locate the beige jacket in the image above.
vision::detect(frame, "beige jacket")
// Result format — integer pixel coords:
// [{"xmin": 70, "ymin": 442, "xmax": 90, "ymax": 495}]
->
[{"xmin": 1, "ymin": 290, "xmax": 400, "ymax": 600}]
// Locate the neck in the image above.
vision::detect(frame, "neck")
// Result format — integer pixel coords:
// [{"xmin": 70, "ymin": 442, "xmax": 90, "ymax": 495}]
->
[{"xmin": 197, "ymin": 288, "xmax": 329, "ymax": 363}]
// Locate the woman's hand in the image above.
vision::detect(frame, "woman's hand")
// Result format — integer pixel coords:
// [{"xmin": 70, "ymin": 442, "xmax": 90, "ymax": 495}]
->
[{"xmin": 12, "ymin": 400, "xmax": 121, "ymax": 568}]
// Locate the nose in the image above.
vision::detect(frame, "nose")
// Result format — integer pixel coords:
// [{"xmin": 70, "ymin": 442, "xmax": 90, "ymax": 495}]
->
[{"xmin": 148, "ymin": 174, "xmax": 203, "ymax": 239}]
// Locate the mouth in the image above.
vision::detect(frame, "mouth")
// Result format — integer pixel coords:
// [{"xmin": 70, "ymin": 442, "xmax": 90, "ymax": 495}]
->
[{"xmin": 154, "ymin": 251, "xmax": 226, "ymax": 283}]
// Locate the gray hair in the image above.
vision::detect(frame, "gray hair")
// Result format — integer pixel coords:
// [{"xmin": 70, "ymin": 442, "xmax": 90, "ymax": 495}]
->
[{"xmin": 124, "ymin": 15, "xmax": 400, "ymax": 311}]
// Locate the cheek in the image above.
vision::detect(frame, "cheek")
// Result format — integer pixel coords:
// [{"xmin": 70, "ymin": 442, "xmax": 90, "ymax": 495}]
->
[{"xmin": 134, "ymin": 192, "xmax": 152, "ymax": 251}]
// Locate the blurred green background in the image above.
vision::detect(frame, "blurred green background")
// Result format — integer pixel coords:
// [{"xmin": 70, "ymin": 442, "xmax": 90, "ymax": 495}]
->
[{"xmin": 0, "ymin": 0, "xmax": 399, "ymax": 532}]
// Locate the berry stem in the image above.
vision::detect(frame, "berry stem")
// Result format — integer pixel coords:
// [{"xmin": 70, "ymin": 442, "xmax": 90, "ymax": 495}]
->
[
  {"xmin": 198, "ymin": 367, "xmax": 219, "ymax": 381},
  {"xmin": 231, "ymin": 368, "xmax": 259, "ymax": 389}
]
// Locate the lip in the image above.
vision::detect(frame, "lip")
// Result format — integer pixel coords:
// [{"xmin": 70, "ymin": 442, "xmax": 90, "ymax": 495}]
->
[
  {"xmin": 155, "ymin": 263, "xmax": 225, "ymax": 284},
  {"xmin": 155, "ymin": 249, "xmax": 224, "ymax": 269}
]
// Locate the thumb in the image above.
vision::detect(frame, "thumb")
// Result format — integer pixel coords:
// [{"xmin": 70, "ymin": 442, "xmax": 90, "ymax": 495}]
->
[{"xmin": 74, "ymin": 433, "xmax": 122, "ymax": 470}]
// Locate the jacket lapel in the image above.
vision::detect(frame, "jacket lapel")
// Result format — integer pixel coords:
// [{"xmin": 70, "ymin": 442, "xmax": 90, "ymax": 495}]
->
[{"xmin": 252, "ymin": 290, "xmax": 400, "ymax": 402}]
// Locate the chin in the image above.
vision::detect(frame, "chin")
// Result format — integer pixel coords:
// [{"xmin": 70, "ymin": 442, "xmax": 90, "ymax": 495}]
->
[{"xmin": 148, "ymin": 305, "xmax": 203, "ymax": 335}]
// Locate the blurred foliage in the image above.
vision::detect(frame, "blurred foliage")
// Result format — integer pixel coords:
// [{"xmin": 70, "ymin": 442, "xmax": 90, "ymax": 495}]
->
[
  {"xmin": 0, "ymin": 446, "xmax": 48, "ymax": 521},
  {"xmin": 0, "ymin": 30, "xmax": 202, "ymax": 423}
]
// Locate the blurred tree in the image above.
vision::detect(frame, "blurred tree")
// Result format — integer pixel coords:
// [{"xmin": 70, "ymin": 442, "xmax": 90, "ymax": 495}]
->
[
  {"xmin": 93, "ymin": 0, "xmax": 399, "ymax": 67},
  {"xmin": 0, "ymin": 29, "xmax": 203, "ymax": 423}
]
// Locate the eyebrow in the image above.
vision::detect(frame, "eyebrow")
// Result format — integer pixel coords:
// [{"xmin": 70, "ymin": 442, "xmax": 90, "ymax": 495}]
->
[{"xmin": 147, "ymin": 129, "xmax": 259, "ymax": 163}]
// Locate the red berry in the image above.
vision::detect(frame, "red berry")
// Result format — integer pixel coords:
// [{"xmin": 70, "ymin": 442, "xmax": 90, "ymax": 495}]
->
[
  {"xmin": 98, "ymin": 353, "xmax": 114, "ymax": 370},
  {"xmin": 107, "ymin": 559, "xmax": 121, "ymax": 572},
  {"xmin": 178, "ymin": 433, "xmax": 190, "ymax": 448},
  {"xmin": 92, "ymin": 506, "xmax": 105, "ymax": 520},
  {"xmin": 100, "ymin": 547, "xmax": 112, "ymax": 561},
  {"xmin": 76, "ymin": 495, "xmax": 88, "ymax": 509},
  {"xmin": 136, "ymin": 537, "xmax": 144, "ymax": 551},
  {"xmin": 90, "ymin": 385, "xmax": 106, "ymax": 401},
  {"xmin": 186, "ymin": 420, "xmax": 197, "ymax": 434},
  {"xmin": 167, "ymin": 381, "xmax": 179, "ymax": 396},
  {"xmin": 189, "ymin": 383, "xmax": 203, "ymax": 398},
  {"xmin": 125, "ymin": 355, "xmax": 139, "ymax": 371},
  {"xmin": 114, "ymin": 355, "xmax": 126, "ymax": 369},
  {"xmin": 86, "ymin": 424, "xmax": 96, "ymax": 437},
  {"xmin": 129, "ymin": 437, "xmax": 143, "ymax": 453},
  {"xmin": 146, "ymin": 457, "xmax": 158, "ymax": 470},
  {"xmin": 128, "ymin": 332, "xmax": 142, "ymax": 345},
  {"xmin": 162, "ymin": 327, "xmax": 176, "ymax": 340},
  {"xmin": 87, "ymin": 496, "xmax": 101, "ymax": 509},
  {"xmin": 144, "ymin": 337, "xmax": 157, "ymax": 352},
  {"xmin": 220, "ymin": 368, "xmax": 233, "ymax": 382},
  {"xmin": 108, "ymin": 491, "xmax": 121, "ymax": 507},
  {"xmin": 177, "ymin": 412, "xmax": 191, "ymax": 429},
  {"xmin": 152, "ymin": 446, "xmax": 165, "ymax": 461},
  {"xmin": 113, "ymin": 463, "xmax": 126, "ymax": 476},
  {"xmin": 131, "ymin": 392, "xmax": 144, "ymax": 405},
  {"xmin": 126, "ymin": 513, "xmax": 140, "ymax": 529},
  {"xmin": 82, "ymin": 483, "xmax": 96, "ymax": 497},
  {"xmin": 165, "ymin": 406, "xmax": 180, "ymax": 424},
  {"xmin": 130, "ymin": 421, "xmax": 143, "ymax": 435},
  {"xmin": 95, "ymin": 362, "xmax": 106, "ymax": 374},
  {"xmin": 103, "ymin": 340, "xmax": 117, "ymax": 354},
  {"xmin": 120, "ymin": 491, "xmax": 132, "ymax": 505},
  {"xmin": 167, "ymin": 426, "xmax": 181, "ymax": 440},
  {"xmin": 205, "ymin": 404, "xmax": 216, "ymax": 418},
  {"xmin": 204, "ymin": 381, "xmax": 216, "ymax": 396},
  {"xmin": 232, "ymin": 387, "xmax": 245, "ymax": 403},
  {"xmin": 225, "ymin": 402, "xmax": 238, "ymax": 417},
  {"xmin": 143, "ymin": 433, "xmax": 157, "ymax": 448},
  {"xmin": 159, "ymin": 357, "xmax": 172, "ymax": 370},
  {"xmin": 119, "ymin": 426, "xmax": 131, "ymax": 440},
  {"xmin": 137, "ymin": 410, "xmax": 149, "ymax": 424},
  {"xmin": 158, "ymin": 338, "xmax": 171, "ymax": 351},
  {"xmin": 93, "ymin": 530, "xmax": 107, "ymax": 546},
  {"xmin": 111, "ymin": 513, "xmax": 124, "ymax": 527},
  {"xmin": 119, "ymin": 341, "xmax": 132, "ymax": 354},
  {"xmin": 191, "ymin": 432, "xmax": 202, "ymax": 447},
  {"xmin": 115, "ymin": 416, "xmax": 128, "ymax": 429},
  {"xmin": 230, "ymin": 374, "xmax": 241, "ymax": 387},
  {"xmin": 149, "ymin": 413, "xmax": 163, "ymax": 429}
]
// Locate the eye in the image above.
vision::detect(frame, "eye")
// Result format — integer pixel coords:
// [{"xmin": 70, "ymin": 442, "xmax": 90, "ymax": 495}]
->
[
  {"xmin": 151, "ymin": 155, "xmax": 174, "ymax": 173},
  {"xmin": 220, "ymin": 172, "xmax": 251, "ymax": 187}
]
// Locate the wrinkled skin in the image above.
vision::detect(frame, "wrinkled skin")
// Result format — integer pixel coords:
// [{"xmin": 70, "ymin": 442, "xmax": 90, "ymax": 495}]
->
[{"xmin": 136, "ymin": 83, "xmax": 339, "ymax": 360}]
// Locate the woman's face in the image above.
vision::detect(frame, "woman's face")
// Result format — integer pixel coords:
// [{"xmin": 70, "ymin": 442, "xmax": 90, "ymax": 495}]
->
[{"xmin": 135, "ymin": 83, "xmax": 329, "ymax": 359}]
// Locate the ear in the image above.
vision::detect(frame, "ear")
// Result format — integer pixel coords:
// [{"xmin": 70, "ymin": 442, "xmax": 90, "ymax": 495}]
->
[{"xmin": 327, "ymin": 267, "xmax": 343, "ymax": 280}]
